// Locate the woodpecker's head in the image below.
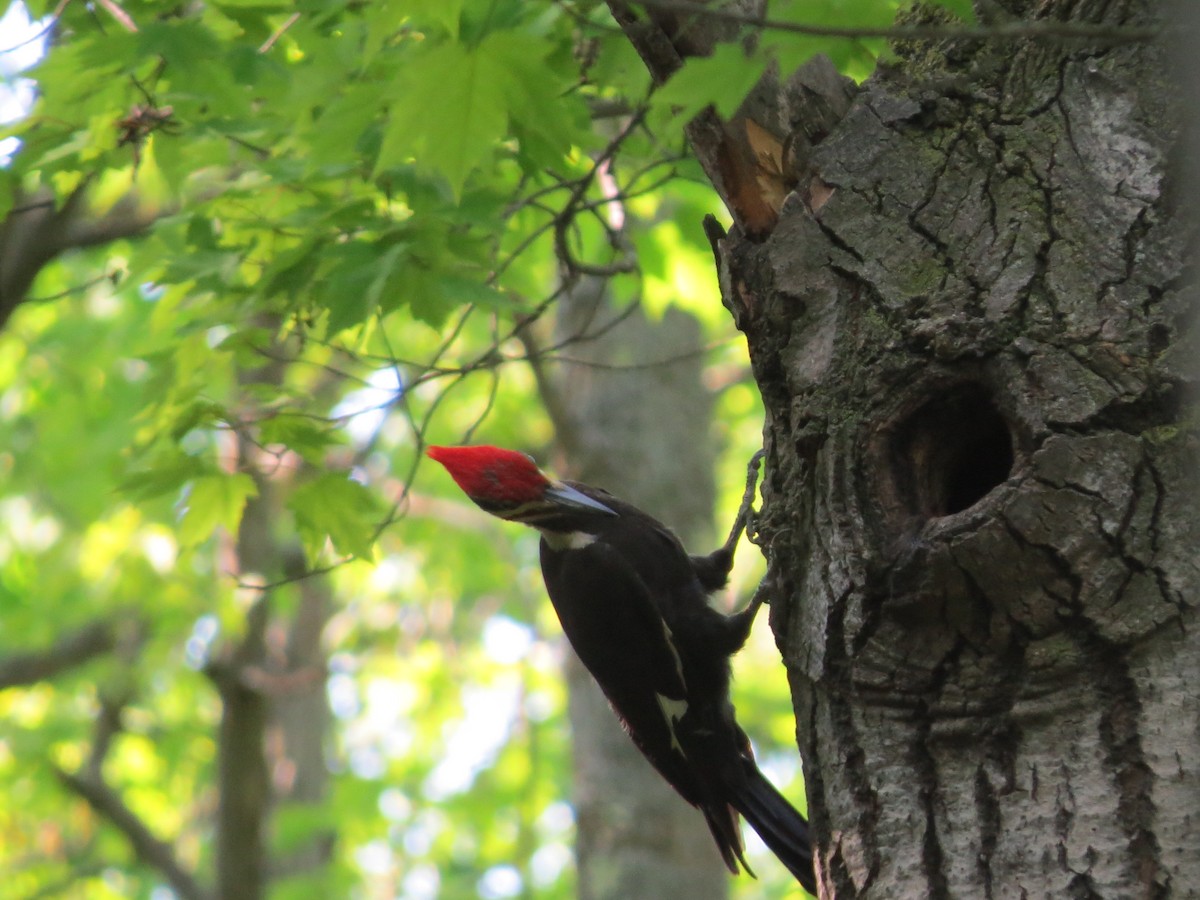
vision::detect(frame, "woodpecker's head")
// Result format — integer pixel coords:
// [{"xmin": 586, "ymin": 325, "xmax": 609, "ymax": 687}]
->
[{"xmin": 427, "ymin": 445, "xmax": 615, "ymax": 524}]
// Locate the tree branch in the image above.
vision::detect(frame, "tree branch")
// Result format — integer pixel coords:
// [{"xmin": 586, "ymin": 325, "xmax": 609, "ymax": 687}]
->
[
  {"xmin": 38, "ymin": 620, "xmax": 199, "ymax": 897},
  {"xmin": 0, "ymin": 183, "xmax": 166, "ymax": 332},
  {"xmin": 0, "ymin": 620, "xmax": 117, "ymax": 690},
  {"xmin": 53, "ymin": 766, "xmax": 208, "ymax": 900},
  {"xmin": 628, "ymin": 0, "xmax": 1160, "ymax": 44}
]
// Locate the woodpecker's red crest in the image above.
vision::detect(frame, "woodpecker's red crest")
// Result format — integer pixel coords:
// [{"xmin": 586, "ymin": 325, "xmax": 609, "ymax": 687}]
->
[
  {"xmin": 427, "ymin": 445, "xmax": 548, "ymax": 504},
  {"xmin": 427, "ymin": 445, "xmax": 616, "ymax": 521}
]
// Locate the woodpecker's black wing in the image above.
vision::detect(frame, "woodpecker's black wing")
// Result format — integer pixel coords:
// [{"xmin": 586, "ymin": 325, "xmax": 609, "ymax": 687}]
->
[
  {"xmin": 536, "ymin": 484, "xmax": 815, "ymax": 892},
  {"xmin": 539, "ymin": 534, "xmax": 695, "ymax": 777},
  {"xmin": 538, "ymin": 527, "xmax": 756, "ymax": 876}
]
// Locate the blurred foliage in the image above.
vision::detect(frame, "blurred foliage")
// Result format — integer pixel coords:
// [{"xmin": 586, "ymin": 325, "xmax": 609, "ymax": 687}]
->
[{"xmin": 0, "ymin": 0, "xmax": 971, "ymax": 897}]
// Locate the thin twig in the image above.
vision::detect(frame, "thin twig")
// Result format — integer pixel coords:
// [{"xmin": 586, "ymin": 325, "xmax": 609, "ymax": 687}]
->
[
  {"xmin": 630, "ymin": 0, "xmax": 1160, "ymax": 44},
  {"xmin": 259, "ymin": 12, "xmax": 300, "ymax": 53},
  {"xmin": 95, "ymin": 0, "xmax": 137, "ymax": 32}
]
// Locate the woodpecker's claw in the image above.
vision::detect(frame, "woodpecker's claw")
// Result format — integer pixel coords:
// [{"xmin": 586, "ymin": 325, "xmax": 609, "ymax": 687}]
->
[
  {"xmin": 725, "ymin": 581, "xmax": 768, "ymax": 650},
  {"xmin": 722, "ymin": 449, "xmax": 766, "ymax": 557},
  {"xmin": 692, "ymin": 450, "xmax": 768, "ymax": 593}
]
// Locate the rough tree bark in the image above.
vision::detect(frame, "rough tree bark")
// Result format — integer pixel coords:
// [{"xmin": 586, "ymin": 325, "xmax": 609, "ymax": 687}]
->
[{"xmin": 612, "ymin": 0, "xmax": 1196, "ymax": 897}]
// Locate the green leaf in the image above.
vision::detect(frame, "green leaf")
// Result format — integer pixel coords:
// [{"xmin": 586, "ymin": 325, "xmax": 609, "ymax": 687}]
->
[
  {"xmin": 120, "ymin": 453, "xmax": 212, "ymax": 501},
  {"xmin": 479, "ymin": 31, "xmax": 583, "ymax": 167},
  {"xmin": 179, "ymin": 473, "xmax": 258, "ymax": 546},
  {"xmin": 403, "ymin": 0, "xmax": 464, "ymax": 38},
  {"xmin": 652, "ymin": 42, "xmax": 767, "ymax": 123},
  {"xmin": 258, "ymin": 416, "xmax": 342, "ymax": 464},
  {"xmin": 316, "ymin": 242, "xmax": 407, "ymax": 334},
  {"xmin": 767, "ymin": 0, "xmax": 895, "ymax": 80},
  {"xmin": 138, "ymin": 21, "xmax": 248, "ymax": 115},
  {"xmin": 377, "ymin": 40, "xmax": 509, "ymax": 199},
  {"xmin": 169, "ymin": 398, "xmax": 227, "ymax": 441},
  {"xmin": 264, "ymin": 238, "xmax": 326, "ymax": 302},
  {"xmin": 307, "ymin": 82, "xmax": 385, "ymax": 168},
  {"xmin": 289, "ymin": 473, "xmax": 381, "ymax": 561}
]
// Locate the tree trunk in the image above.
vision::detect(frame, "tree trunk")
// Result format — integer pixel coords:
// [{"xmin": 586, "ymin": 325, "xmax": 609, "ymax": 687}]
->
[
  {"xmin": 613, "ymin": 0, "xmax": 1197, "ymax": 896},
  {"xmin": 212, "ymin": 335, "xmax": 336, "ymax": 898},
  {"xmin": 546, "ymin": 277, "xmax": 731, "ymax": 900}
]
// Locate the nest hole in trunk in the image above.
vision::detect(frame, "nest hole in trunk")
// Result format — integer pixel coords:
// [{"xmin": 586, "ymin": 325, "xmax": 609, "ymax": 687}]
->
[{"xmin": 888, "ymin": 383, "xmax": 1014, "ymax": 520}]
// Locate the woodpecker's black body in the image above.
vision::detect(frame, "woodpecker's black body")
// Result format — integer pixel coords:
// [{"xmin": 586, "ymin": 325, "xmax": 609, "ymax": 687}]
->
[{"xmin": 427, "ymin": 446, "xmax": 815, "ymax": 892}]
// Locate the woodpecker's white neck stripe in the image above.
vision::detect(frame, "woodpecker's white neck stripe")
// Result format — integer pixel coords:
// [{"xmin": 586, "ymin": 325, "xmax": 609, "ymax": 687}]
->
[{"xmin": 540, "ymin": 529, "xmax": 598, "ymax": 551}]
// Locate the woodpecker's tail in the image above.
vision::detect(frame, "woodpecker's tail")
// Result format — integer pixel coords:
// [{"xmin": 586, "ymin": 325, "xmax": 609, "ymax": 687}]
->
[{"xmin": 730, "ymin": 765, "xmax": 816, "ymax": 894}]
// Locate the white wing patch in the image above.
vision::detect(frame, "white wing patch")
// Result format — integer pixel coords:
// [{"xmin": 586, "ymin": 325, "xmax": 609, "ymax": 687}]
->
[
  {"xmin": 655, "ymin": 620, "xmax": 688, "ymax": 754},
  {"xmin": 656, "ymin": 693, "xmax": 689, "ymax": 756},
  {"xmin": 660, "ymin": 620, "xmax": 685, "ymax": 685}
]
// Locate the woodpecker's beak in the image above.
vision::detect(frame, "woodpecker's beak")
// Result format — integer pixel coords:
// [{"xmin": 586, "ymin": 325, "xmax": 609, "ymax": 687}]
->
[{"xmin": 546, "ymin": 482, "xmax": 617, "ymax": 516}]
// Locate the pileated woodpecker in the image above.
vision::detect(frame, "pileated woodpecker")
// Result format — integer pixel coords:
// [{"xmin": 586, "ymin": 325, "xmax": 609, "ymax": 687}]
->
[{"xmin": 427, "ymin": 444, "xmax": 815, "ymax": 892}]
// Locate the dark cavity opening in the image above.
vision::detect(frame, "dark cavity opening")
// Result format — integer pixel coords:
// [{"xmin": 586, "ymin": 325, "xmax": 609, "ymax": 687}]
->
[{"xmin": 889, "ymin": 384, "xmax": 1014, "ymax": 519}]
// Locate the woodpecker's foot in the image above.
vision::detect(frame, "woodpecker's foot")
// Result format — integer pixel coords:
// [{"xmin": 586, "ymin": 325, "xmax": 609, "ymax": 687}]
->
[
  {"xmin": 721, "ymin": 449, "xmax": 766, "ymax": 557},
  {"xmin": 742, "ymin": 449, "xmax": 766, "ymax": 547},
  {"xmin": 725, "ymin": 583, "xmax": 767, "ymax": 651},
  {"xmin": 741, "ymin": 582, "xmax": 766, "ymax": 619},
  {"xmin": 694, "ymin": 450, "xmax": 767, "ymax": 592}
]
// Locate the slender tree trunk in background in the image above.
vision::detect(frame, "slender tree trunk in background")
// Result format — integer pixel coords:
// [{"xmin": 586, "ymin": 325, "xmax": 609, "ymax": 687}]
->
[
  {"xmin": 547, "ymin": 277, "xmax": 730, "ymax": 900},
  {"xmin": 612, "ymin": 0, "xmax": 1197, "ymax": 896},
  {"xmin": 211, "ymin": 338, "xmax": 335, "ymax": 898},
  {"xmin": 270, "ymin": 548, "xmax": 336, "ymax": 879},
  {"xmin": 212, "ymin": 467, "xmax": 273, "ymax": 900}
]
